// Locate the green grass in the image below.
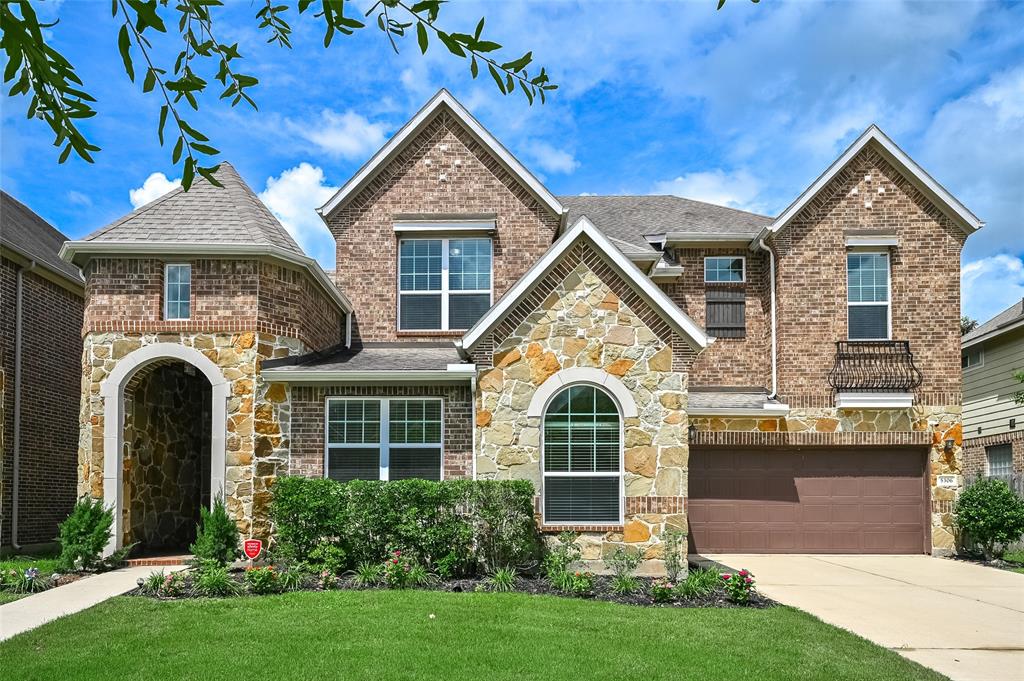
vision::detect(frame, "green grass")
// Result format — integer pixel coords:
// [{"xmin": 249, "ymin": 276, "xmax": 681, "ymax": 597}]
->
[
  {"xmin": 1003, "ymin": 550, "xmax": 1024, "ymax": 573},
  {"xmin": 0, "ymin": 591, "xmax": 945, "ymax": 681},
  {"xmin": 0, "ymin": 553, "xmax": 62, "ymax": 604}
]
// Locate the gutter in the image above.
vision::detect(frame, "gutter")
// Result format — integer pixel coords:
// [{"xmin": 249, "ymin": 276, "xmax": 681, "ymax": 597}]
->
[
  {"xmin": 11, "ymin": 260, "xmax": 37, "ymax": 550},
  {"xmin": 755, "ymin": 238, "xmax": 779, "ymax": 400}
]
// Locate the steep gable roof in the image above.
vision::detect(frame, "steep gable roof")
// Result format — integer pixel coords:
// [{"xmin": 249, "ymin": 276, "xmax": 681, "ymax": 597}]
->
[
  {"xmin": 318, "ymin": 89, "xmax": 564, "ymax": 220},
  {"xmin": 758, "ymin": 125, "xmax": 983, "ymax": 244},
  {"xmin": 458, "ymin": 215, "xmax": 709, "ymax": 355},
  {"xmin": 82, "ymin": 162, "xmax": 303, "ymax": 254},
  {"xmin": 1, "ymin": 191, "xmax": 83, "ymax": 285}
]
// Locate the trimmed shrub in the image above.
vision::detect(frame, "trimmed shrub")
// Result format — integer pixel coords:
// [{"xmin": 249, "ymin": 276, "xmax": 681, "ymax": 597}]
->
[
  {"xmin": 57, "ymin": 497, "xmax": 114, "ymax": 571},
  {"xmin": 190, "ymin": 496, "xmax": 241, "ymax": 566},
  {"xmin": 270, "ymin": 477, "xmax": 539, "ymax": 577},
  {"xmin": 954, "ymin": 478, "xmax": 1024, "ymax": 560}
]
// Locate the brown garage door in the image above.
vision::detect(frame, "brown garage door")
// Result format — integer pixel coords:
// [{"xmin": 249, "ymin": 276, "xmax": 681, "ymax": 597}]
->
[{"xmin": 688, "ymin": 447, "xmax": 928, "ymax": 554}]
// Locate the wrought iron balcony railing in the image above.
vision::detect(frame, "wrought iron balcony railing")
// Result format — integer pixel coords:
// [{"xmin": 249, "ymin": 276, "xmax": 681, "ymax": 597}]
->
[{"xmin": 827, "ymin": 341, "xmax": 923, "ymax": 393}]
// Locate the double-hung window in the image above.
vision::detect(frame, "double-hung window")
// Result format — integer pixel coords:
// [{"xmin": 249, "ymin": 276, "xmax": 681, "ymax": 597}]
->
[
  {"xmin": 986, "ymin": 444, "xmax": 1013, "ymax": 479},
  {"xmin": 543, "ymin": 385, "xmax": 622, "ymax": 525},
  {"xmin": 398, "ymin": 238, "xmax": 492, "ymax": 330},
  {"xmin": 164, "ymin": 263, "xmax": 191, "ymax": 320},
  {"xmin": 847, "ymin": 252, "xmax": 890, "ymax": 340},
  {"xmin": 325, "ymin": 398, "xmax": 443, "ymax": 482}
]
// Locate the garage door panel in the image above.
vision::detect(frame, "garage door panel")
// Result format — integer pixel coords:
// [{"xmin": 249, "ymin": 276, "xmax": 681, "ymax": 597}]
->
[{"xmin": 688, "ymin": 447, "xmax": 927, "ymax": 554}]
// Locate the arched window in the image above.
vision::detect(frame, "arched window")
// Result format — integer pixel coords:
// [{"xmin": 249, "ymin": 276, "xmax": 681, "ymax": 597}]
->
[{"xmin": 542, "ymin": 384, "xmax": 622, "ymax": 525}]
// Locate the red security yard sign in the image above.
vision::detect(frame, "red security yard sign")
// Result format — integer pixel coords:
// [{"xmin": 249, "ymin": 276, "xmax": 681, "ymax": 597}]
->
[{"xmin": 243, "ymin": 539, "xmax": 263, "ymax": 560}]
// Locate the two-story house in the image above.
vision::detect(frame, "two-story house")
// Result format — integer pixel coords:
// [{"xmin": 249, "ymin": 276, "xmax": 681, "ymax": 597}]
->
[
  {"xmin": 962, "ymin": 301, "xmax": 1024, "ymax": 481},
  {"xmin": 60, "ymin": 90, "xmax": 980, "ymax": 563}
]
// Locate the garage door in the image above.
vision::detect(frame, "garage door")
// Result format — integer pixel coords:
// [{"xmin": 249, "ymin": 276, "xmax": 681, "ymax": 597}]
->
[{"xmin": 688, "ymin": 447, "xmax": 928, "ymax": 554}]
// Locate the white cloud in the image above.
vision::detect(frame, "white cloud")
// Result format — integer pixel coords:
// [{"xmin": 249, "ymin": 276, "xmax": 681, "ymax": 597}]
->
[
  {"xmin": 650, "ymin": 169, "xmax": 763, "ymax": 212},
  {"xmin": 961, "ymin": 254, "xmax": 1024, "ymax": 322},
  {"xmin": 129, "ymin": 172, "xmax": 181, "ymax": 208},
  {"xmin": 66, "ymin": 190, "xmax": 91, "ymax": 207},
  {"xmin": 258, "ymin": 163, "xmax": 337, "ymax": 269},
  {"xmin": 524, "ymin": 141, "xmax": 579, "ymax": 174},
  {"xmin": 290, "ymin": 109, "xmax": 388, "ymax": 160}
]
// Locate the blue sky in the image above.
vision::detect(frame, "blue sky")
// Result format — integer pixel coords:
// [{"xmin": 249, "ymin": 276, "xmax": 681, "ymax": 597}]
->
[{"xmin": 2, "ymin": 0, "xmax": 1022, "ymax": 321}]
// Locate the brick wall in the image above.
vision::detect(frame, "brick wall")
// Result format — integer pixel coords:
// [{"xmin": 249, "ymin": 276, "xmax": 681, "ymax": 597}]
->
[
  {"xmin": 289, "ymin": 384, "xmax": 473, "ymax": 480},
  {"xmin": 1, "ymin": 255, "xmax": 83, "ymax": 547},
  {"xmin": 662, "ymin": 248, "xmax": 770, "ymax": 388},
  {"xmin": 769, "ymin": 147, "xmax": 966, "ymax": 407},
  {"xmin": 83, "ymin": 257, "xmax": 341, "ymax": 351},
  {"xmin": 322, "ymin": 109, "xmax": 561, "ymax": 344},
  {"xmin": 963, "ymin": 431, "xmax": 1024, "ymax": 478}
]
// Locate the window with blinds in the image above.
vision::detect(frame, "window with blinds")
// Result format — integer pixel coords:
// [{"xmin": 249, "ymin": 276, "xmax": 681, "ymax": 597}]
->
[
  {"xmin": 325, "ymin": 398, "xmax": 442, "ymax": 482},
  {"xmin": 398, "ymin": 237, "xmax": 492, "ymax": 331},
  {"xmin": 986, "ymin": 444, "xmax": 1013, "ymax": 479},
  {"xmin": 543, "ymin": 385, "xmax": 622, "ymax": 524},
  {"xmin": 847, "ymin": 252, "xmax": 891, "ymax": 340}
]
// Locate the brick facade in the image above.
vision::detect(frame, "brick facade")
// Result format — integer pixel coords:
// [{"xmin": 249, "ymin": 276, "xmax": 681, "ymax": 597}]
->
[
  {"xmin": 1, "ymin": 255, "xmax": 83, "ymax": 548},
  {"xmin": 962, "ymin": 430, "xmax": 1024, "ymax": 479},
  {"xmin": 322, "ymin": 109, "xmax": 561, "ymax": 344}
]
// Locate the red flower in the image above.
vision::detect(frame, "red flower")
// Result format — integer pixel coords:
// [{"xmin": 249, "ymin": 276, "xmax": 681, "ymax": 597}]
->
[
  {"xmin": 739, "ymin": 569, "xmax": 749, "ymax": 577},
  {"xmin": 744, "ymin": 577, "xmax": 753, "ymax": 584},
  {"xmin": 392, "ymin": 559, "xmax": 399, "ymax": 564},
  {"xmin": 721, "ymin": 573, "xmax": 732, "ymax": 580},
  {"xmin": 394, "ymin": 550, "xmax": 401, "ymax": 557}
]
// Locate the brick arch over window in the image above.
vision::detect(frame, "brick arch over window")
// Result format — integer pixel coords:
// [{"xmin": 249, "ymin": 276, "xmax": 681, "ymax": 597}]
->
[
  {"xmin": 99, "ymin": 343, "xmax": 228, "ymax": 555},
  {"xmin": 527, "ymin": 367, "xmax": 638, "ymax": 419}
]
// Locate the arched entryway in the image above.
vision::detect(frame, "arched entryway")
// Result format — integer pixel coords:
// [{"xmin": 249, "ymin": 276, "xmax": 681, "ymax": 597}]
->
[{"xmin": 100, "ymin": 343, "xmax": 228, "ymax": 556}]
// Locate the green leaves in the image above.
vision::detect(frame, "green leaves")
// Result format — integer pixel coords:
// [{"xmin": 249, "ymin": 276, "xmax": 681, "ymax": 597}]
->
[{"xmin": 117, "ymin": 25, "xmax": 134, "ymax": 81}]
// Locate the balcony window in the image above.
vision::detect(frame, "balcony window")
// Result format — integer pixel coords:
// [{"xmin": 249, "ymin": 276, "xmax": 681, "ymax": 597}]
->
[{"xmin": 847, "ymin": 252, "xmax": 890, "ymax": 340}]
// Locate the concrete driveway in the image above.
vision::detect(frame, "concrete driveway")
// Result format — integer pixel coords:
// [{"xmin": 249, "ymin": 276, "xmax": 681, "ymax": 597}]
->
[{"xmin": 704, "ymin": 554, "xmax": 1024, "ymax": 681}]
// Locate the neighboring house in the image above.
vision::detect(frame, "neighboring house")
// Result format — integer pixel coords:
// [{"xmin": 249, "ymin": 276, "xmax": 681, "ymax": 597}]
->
[
  {"xmin": 961, "ymin": 300, "xmax": 1024, "ymax": 480},
  {"xmin": 1, "ymin": 192, "xmax": 85, "ymax": 553},
  {"xmin": 60, "ymin": 90, "xmax": 980, "ymax": 563}
]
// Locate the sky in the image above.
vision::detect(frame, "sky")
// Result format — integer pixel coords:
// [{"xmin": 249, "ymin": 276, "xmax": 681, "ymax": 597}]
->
[{"xmin": 2, "ymin": 0, "xmax": 1022, "ymax": 322}]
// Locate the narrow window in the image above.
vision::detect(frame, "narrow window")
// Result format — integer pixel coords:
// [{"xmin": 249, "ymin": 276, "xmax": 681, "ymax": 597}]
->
[
  {"xmin": 986, "ymin": 444, "xmax": 1013, "ymax": 479},
  {"xmin": 398, "ymin": 237, "xmax": 492, "ymax": 331},
  {"xmin": 543, "ymin": 385, "xmax": 622, "ymax": 525},
  {"xmin": 847, "ymin": 252, "xmax": 890, "ymax": 340},
  {"xmin": 164, "ymin": 263, "xmax": 191, "ymax": 320},
  {"xmin": 704, "ymin": 256, "xmax": 745, "ymax": 283},
  {"xmin": 961, "ymin": 347, "xmax": 983, "ymax": 371},
  {"xmin": 325, "ymin": 397, "xmax": 443, "ymax": 481}
]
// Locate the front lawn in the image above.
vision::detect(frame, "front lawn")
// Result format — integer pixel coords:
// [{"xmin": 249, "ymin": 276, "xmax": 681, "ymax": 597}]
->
[
  {"xmin": 0, "ymin": 553, "xmax": 62, "ymax": 604},
  {"xmin": 1, "ymin": 591, "xmax": 944, "ymax": 681}
]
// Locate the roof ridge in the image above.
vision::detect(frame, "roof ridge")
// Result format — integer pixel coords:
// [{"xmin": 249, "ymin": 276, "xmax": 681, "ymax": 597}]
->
[{"xmin": 558, "ymin": 193, "xmax": 772, "ymax": 220}]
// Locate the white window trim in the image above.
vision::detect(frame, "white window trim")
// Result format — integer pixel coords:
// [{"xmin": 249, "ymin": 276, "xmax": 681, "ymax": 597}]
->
[
  {"xmin": 397, "ymin": 237, "xmax": 493, "ymax": 332},
  {"xmin": 163, "ymin": 263, "xmax": 191, "ymax": 320},
  {"xmin": 962, "ymin": 347, "xmax": 984, "ymax": 372},
  {"xmin": 846, "ymin": 251, "xmax": 892, "ymax": 341},
  {"xmin": 539, "ymin": 383, "xmax": 624, "ymax": 527},
  {"xmin": 323, "ymin": 396, "xmax": 445, "ymax": 482},
  {"xmin": 703, "ymin": 256, "xmax": 746, "ymax": 283}
]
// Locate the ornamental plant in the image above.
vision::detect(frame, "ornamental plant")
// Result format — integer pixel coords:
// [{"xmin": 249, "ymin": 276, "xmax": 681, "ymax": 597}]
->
[
  {"xmin": 2, "ymin": 567, "xmax": 51, "ymax": 594},
  {"xmin": 662, "ymin": 529, "xmax": 686, "ymax": 582},
  {"xmin": 189, "ymin": 496, "xmax": 240, "ymax": 566},
  {"xmin": 650, "ymin": 579, "xmax": 676, "ymax": 604},
  {"xmin": 192, "ymin": 560, "xmax": 239, "ymax": 597},
  {"xmin": 607, "ymin": 547, "xmax": 643, "ymax": 595},
  {"xmin": 543, "ymin": 532, "xmax": 581, "ymax": 584},
  {"xmin": 954, "ymin": 478, "xmax": 1024, "ymax": 560},
  {"xmin": 57, "ymin": 497, "xmax": 114, "ymax": 571},
  {"xmin": 554, "ymin": 570, "xmax": 594, "ymax": 597},
  {"xmin": 721, "ymin": 569, "xmax": 756, "ymax": 604},
  {"xmin": 381, "ymin": 550, "xmax": 415, "ymax": 589},
  {"xmin": 160, "ymin": 571, "xmax": 187, "ymax": 598},
  {"xmin": 244, "ymin": 566, "xmax": 280, "ymax": 595}
]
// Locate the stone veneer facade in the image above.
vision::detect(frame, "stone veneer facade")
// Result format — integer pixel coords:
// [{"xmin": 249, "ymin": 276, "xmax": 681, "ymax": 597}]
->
[{"xmin": 473, "ymin": 240, "xmax": 693, "ymax": 564}]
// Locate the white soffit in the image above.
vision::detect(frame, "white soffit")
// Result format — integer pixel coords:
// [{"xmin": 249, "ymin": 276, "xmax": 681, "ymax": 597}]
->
[{"xmin": 318, "ymin": 89, "xmax": 564, "ymax": 219}]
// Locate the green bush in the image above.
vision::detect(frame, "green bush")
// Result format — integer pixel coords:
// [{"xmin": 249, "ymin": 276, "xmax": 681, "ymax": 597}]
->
[
  {"xmin": 192, "ymin": 560, "xmax": 239, "ymax": 597},
  {"xmin": 189, "ymin": 497, "xmax": 241, "ymax": 566},
  {"xmin": 57, "ymin": 497, "xmax": 114, "ymax": 571},
  {"xmin": 269, "ymin": 477, "xmax": 539, "ymax": 577},
  {"xmin": 954, "ymin": 478, "xmax": 1024, "ymax": 560}
]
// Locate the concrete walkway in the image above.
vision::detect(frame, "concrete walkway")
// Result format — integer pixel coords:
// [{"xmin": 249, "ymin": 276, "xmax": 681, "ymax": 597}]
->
[
  {"xmin": 0, "ymin": 565, "xmax": 186, "ymax": 642},
  {"xmin": 705, "ymin": 554, "xmax": 1024, "ymax": 681}
]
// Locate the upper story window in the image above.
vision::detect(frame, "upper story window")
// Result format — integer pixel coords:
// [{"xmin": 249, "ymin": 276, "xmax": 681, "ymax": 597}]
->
[
  {"xmin": 986, "ymin": 444, "xmax": 1012, "ymax": 479},
  {"xmin": 847, "ymin": 252, "xmax": 890, "ymax": 340},
  {"xmin": 704, "ymin": 256, "xmax": 745, "ymax": 283},
  {"xmin": 398, "ymin": 237, "xmax": 492, "ymax": 331},
  {"xmin": 962, "ymin": 347, "xmax": 984, "ymax": 371},
  {"xmin": 325, "ymin": 397, "xmax": 443, "ymax": 482},
  {"xmin": 543, "ymin": 384, "xmax": 622, "ymax": 526},
  {"xmin": 164, "ymin": 263, "xmax": 191, "ymax": 320}
]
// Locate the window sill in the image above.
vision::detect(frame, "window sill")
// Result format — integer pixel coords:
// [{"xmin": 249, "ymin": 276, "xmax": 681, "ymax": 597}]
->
[
  {"xmin": 541, "ymin": 524, "xmax": 624, "ymax": 534},
  {"xmin": 835, "ymin": 392, "xmax": 914, "ymax": 409}
]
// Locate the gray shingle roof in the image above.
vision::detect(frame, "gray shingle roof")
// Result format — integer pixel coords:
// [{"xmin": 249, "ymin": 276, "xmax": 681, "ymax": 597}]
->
[
  {"xmin": 263, "ymin": 342, "xmax": 464, "ymax": 372},
  {"xmin": 558, "ymin": 195, "xmax": 772, "ymax": 254},
  {"xmin": 963, "ymin": 299, "xmax": 1024, "ymax": 344},
  {"xmin": 688, "ymin": 391, "xmax": 770, "ymax": 410},
  {"xmin": 84, "ymin": 162, "xmax": 302, "ymax": 254},
  {"xmin": 1, "ymin": 191, "xmax": 83, "ymax": 284}
]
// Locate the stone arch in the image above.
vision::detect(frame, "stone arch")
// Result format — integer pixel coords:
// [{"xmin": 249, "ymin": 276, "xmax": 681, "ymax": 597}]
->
[
  {"xmin": 99, "ymin": 343, "xmax": 228, "ymax": 555},
  {"xmin": 526, "ymin": 367, "xmax": 639, "ymax": 419}
]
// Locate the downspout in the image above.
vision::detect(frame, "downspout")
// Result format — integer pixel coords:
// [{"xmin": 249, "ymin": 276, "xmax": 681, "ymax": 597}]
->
[
  {"xmin": 470, "ymin": 373, "xmax": 477, "ymax": 480},
  {"xmin": 756, "ymin": 239, "xmax": 778, "ymax": 400},
  {"xmin": 11, "ymin": 260, "xmax": 37, "ymax": 550}
]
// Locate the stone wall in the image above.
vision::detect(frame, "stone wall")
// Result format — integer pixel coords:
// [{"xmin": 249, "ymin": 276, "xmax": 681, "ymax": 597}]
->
[
  {"xmin": 690, "ymin": 404, "xmax": 963, "ymax": 552},
  {"xmin": 123, "ymin": 362, "xmax": 210, "ymax": 550},
  {"xmin": 78, "ymin": 331, "xmax": 304, "ymax": 548},
  {"xmin": 475, "ymin": 257, "xmax": 688, "ymax": 565}
]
